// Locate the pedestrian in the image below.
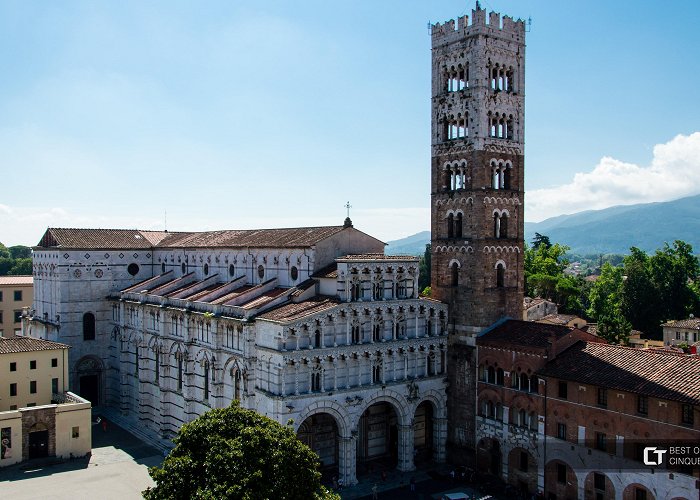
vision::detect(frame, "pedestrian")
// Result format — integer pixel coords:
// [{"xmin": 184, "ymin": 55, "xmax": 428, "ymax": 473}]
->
[
  {"xmin": 372, "ymin": 483, "xmax": 378, "ymax": 499},
  {"xmin": 102, "ymin": 418, "xmax": 108, "ymax": 433},
  {"xmin": 410, "ymin": 476, "xmax": 416, "ymax": 492}
]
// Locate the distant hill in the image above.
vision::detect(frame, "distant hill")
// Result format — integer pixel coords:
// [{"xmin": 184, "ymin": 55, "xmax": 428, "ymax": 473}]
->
[
  {"xmin": 525, "ymin": 194, "xmax": 700, "ymax": 255},
  {"xmin": 385, "ymin": 195, "xmax": 700, "ymax": 257},
  {"xmin": 385, "ymin": 231, "xmax": 430, "ymax": 256}
]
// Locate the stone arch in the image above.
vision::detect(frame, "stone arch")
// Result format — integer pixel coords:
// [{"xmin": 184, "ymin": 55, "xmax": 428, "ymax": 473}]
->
[
  {"xmin": 544, "ymin": 459, "xmax": 577, "ymax": 499},
  {"xmin": 622, "ymin": 483, "xmax": 655, "ymax": 500},
  {"xmin": 412, "ymin": 389, "xmax": 447, "ymax": 419},
  {"xmin": 494, "ymin": 259, "xmax": 506, "ymax": 269},
  {"xmin": 295, "ymin": 400, "xmax": 351, "ymax": 437},
  {"xmin": 584, "ymin": 471, "xmax": 615, "ymax": 500},
  {"xmin": 75, "ymin": 355, "xmax": 104, "ymax": 406},
  {"xmin": 358, "ymin": 390, "xmax": 410, "ymax": 427},
  {"xmin": 448, "ymin": 258, "xmax": 461, "ymax": 268}
]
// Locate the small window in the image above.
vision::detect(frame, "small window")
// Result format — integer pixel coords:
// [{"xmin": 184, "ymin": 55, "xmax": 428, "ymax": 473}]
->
[
  {"xmin": 72, "ymin": 426, "xmax": 80, "ymax": 438},
  {"xmin": 14, "ymin": 290, "xmax": 22, "ymax": 301},
  {"xmin": 26, "ymin": 403, "xmax": 36, "ymax": 407},
  {"xmin": 30, "ymin": 360, "xmax": 36, "ymax": 370},
  {"xmin": 127, "ymin": 263, "xmax": 139, "ymax": 276},
  {"xmin": 290, "ymin": 266, "xmax": 299, "ymax": 281},
  {"xmin": 9, "ymin": 405, "xmax": 16, "ymax": 410},
  {"xmin": 30, "ymin": 381, "xmax": 37, "ymax": 394},
  {"xmin": 51, "ymin": 358, "xmax": 58, "ymax": 368},
  {"xmin": 181, "ymin": 262, "xmax": 186, "ymax": 274},
  {"xmin": 13, "ymin": 310, "xmax": 22, "ymax": 323},
  {"xmin": 557, "ymin": 463, "xmax": 566, "ymax": 484},
  {"xmin": 557, "ymin": 423, "xmax": 567, "ymax": 440},
  {"xmin": 597, "ymin": 387, "xmax": 608, "ymax": 407},
  {"xmin": 161, "ymin": 262, "xmax": 166, "ymax": 273},
  {"xmin": 0, "ymin": 311, "xmax": 3, "ymax": 323},
  {"xmin": 83, "ymin": 312, "xmax": 96, "ymax": 341},
  {"xmin": 0, "ymin": 291, "xmax": 3, "ymax": 301},
  {"xmin": 257, "ymin": 265, "xmax": 265, "ymax": 280},
  {"xmin": 637, "ymin": 395, "xmax": 648, "ymax": 415},
  {"xmin": 496, "ymin": 263, "xmax": 505, "ymax": 287},
  {"xmin": 558, "ymin": 381, "xmax": 568, "ymax": 399},
  {"xmin": 451, "ymin": 262, "xmax": 459, "ymax": 287},
  {"xmin": 595, "ymin": 432, "xmax": 607, "ymax": 452},
  {"xmin": 10, "ymin": 383, "xmax": 17, "ymax": 397},
  {"xmin": 229, "ymin": 264, "xmax": 235, "ymax": 277},
  {"xmin": 681, "ymin": 404, "xmax": 694, "ymax": 426},
  {"xmin": 203, "ymin": 263, "xmax": 209, "ymax": 275},
  {"xmin": 52, "ymin": 377, "xmax": 58, "ymax": 394},
  {"xmin": 10, "ymin": 362, "xmax": 16, "ymax": 372}
]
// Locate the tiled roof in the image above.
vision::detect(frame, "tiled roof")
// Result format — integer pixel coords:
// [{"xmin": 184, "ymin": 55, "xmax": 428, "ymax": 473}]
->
[
  {"xmin": 312, "ymin": 263, "xmax": 338, "ymax": 279},
  {"xmin": 36, "ymin": 228, "xmax": 176, "ymax": 249},
  {"xmin": 538, "ymin": 314, "xmax": 581, "ymax": 325},
  {"xmin": 154, "ymin": 226, "xmax": 346, "ymax": 249},
  {"xmin": 538, "ymin": 341, "xmax": 700, "ymax": 405},
  {"xmin": 0, "ymin": 336, "xmax": 70, "ymax": 354},
  {"xmin": 337, "ymin": 254, "xmax": 418, "ymax": 262},
  {"xmin": 258, "ymin": 296, "xmax": 340, "ymax": 322},
  {"xmin": 36, "ymin": 226, "xmax": 348, "ymax": 250},
  {"xmin": 0, "ymin": 275, "xmax": 33, "ymax": 286},
  {"xmin": 662, "ymin": 318, "xmax": 700, "ymax": 330},
  {"xmin": 478, "ymin": 319, "xmax": 574, "ymax": 349}
]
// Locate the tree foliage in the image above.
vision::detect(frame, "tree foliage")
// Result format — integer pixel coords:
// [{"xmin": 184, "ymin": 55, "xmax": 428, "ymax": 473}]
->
[
  {"xmin": 418, "ymin": 243, "xmax": 431, "ymax": 291},
  {"xmin": 524, "ymin": 239, "xmax": 583, "ymax": 312},
  {"xmin": 587, "ymin": 263, "xmax": 631, "ymax": 344},
  {"xmin": 0, "ymin": 243, "xmax": 32, "ymax": 276},
  {"xmin": 143, "ymin": 404, "xmax": 338, "ymax": 500}
]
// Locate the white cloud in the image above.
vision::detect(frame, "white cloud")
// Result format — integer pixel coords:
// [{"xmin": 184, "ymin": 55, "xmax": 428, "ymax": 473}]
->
[{"xmin": 527, "ymin": 132, "xmax": 700, "ymax": 222}]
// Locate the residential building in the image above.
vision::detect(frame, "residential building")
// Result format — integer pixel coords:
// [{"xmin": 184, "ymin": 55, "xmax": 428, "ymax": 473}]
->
[
  {"xmin": 0, "ymin": 275, "xmax": 33, "ymax": 338},
  {"xmin": 0, "ymin": 335, "xmax": 91, "ymax": 467},
  {"xmin": 662, "ymin": 317, "xmax": 700, "ymax": 349},
  {"xmin": 523, "ymin": 297, "xmax": 558, "ymax": 322}
]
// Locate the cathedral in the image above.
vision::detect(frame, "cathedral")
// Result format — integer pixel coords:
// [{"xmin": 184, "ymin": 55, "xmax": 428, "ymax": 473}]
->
[{"xmin": 26, "ymin": 3, "xmax": 527, "ymax": 491}]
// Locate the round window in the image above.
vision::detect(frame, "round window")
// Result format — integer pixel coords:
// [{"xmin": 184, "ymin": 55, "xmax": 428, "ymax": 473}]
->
[
  {"xmin": 257, "ymin": 265, "xmax": 265, "ymax": 279},
  {"xmin": 127, "ymin": 263, "xmax": 139, "ymax": 276},
  {"xmin": 290, "ymin": 266, "xmax": 299, "ymax": 281},
  {"xmin": 204, "ymin": 263, "xmax": 209, "ymax": 275},
  {"xmin": 161, "ymin": 262, "xmax": 166, "ymax": 273},
  {"xmin": 229, "ymin": 264, "xmax": 235, "ymax": 277},
  {"xmin": 181, "ymin": 262, "xmax": 186, "ymax": 274}
]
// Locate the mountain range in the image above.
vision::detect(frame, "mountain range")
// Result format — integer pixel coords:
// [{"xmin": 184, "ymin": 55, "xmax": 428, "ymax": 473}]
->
[{"xmin": 385, "ymin": 195, "xmax": 700, "ymax": 256}]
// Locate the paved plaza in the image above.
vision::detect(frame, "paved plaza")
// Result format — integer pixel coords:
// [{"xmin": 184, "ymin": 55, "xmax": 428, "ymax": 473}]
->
[{"xmin": 0, "ymin": 416, "xmax": 162, "ymax": 500}]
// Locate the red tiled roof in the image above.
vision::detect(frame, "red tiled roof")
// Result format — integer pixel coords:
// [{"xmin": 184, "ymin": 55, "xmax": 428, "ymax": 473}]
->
[
  {"xmin": 538, "ymin": 341, "xmax": 700, "ymax": 405},
  {"xmin": 662, "ymin": 318, "xmax": 700, "ymax": 330},
  {"xmin": 537, "ymin": 314, "xmax": 581, "ymax": 325},
  {"xmin": 0, "ymin": 336, "xmax": 70, "ymax": 354},
  {"xmin": 258, "ymin": 296, "xmax": 340, "ymax": 322},
  {"xmin": 0, "ymin": 276, "xmax": 33, "ymax": 286},
  {"xmin": 312, "ymin": 263, "xmax": 338, "ymax": 279},
  {"xmin": 478, "ymin": 318, "xmax": 574, "ymax": 349},
  {"xmin": 37, "ymin": 226, "xmax": 348, "ymax": 250}
]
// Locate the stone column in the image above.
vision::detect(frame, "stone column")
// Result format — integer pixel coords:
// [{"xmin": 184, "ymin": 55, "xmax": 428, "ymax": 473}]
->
[
  {"xmin": 339, "ymin": 434, "xmax": 358, "ymax": 486},
  {"xmin": 332, "ymin": 358, "xmax": 338, "ymax": 391},
  {"xmin": 397, "ymin": 424, "xmax": 416, "ymax": 472},
  {"xmin": 433, "ymin": 417, "xmax": 447, "ymax": 463},
  {"xmin": 294, "ymin": 363, "xmax": 300, "ymax": 396}
]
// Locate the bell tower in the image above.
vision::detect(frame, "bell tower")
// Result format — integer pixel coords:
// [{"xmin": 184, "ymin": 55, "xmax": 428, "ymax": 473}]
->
[{"xmin": 430, "ymin": 5, "xmax": 525, "ymax": 461}]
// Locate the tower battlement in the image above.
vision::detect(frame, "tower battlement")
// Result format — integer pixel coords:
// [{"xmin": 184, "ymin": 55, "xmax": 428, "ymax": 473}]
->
[{"xmin": 431, "ymin": 7, "xmax": 525, "ymax": 44}]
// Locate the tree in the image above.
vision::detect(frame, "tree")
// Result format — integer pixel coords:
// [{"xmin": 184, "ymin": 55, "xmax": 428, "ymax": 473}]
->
[
  {"xmin": 531, "ymin": 233, "xmax": 551, "ymax": 250},
  {"xmin": 143, "ymin": 404, "xmax": 338, "ymax": 500},
  {"xmin": 418, "ymin": 243, "xmax": 431, "ymax": 291},
  {"xmin": 8, "ymin": 245, "xmax": 31, "ymax": 259},
  {"xmin": 524, "ymin": 240, "xmax": 582, "ymax": 312},
  {"xmin": 587, "ymin": 263, "xmax": 631, "ymax": 344}
]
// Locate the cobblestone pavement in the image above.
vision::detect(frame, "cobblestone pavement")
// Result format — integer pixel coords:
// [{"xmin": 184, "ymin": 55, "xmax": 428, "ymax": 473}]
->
[{"xmin": 0, "ymin": 414, "xmax": 163, "ymax": 500}]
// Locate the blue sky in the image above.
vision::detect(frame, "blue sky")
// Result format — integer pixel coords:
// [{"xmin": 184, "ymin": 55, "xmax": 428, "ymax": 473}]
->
[{"xmin": 1, "ymin": 0, "xmax": 699, "ymax": 246}]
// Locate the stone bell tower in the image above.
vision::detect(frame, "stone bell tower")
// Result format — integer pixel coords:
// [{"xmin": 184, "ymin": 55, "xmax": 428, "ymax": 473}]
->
[{"xmin": 430, "ymin": 4, "xmax": 525, "ymax": 462}]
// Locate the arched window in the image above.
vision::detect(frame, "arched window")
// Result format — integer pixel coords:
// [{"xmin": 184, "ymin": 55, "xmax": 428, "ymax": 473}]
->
[
  {"xmin": 520, "ymin": 373, "xmax": 529, "ymax": 392},
  {"xmin": 204, "ymin": 263, "xmax": 209, "ymax": 275},
  {"xmin": 181, "ymin": 262, "xmax": 186, "ymax": 274},
  {"xmin": 496, "ymin": 368, "xmax": 505, "ymax": 386},
  {"xmin": 504, "ymin": 167, "xmax": 512, "ymax": 189},
  {"xmin": 257, "ymin": 265, "xmax": 265, "ymax": 280},
  {"xmin": 455, "ymin": 213, "xmax": 463, "ymax": 238},
  {"xmin": 229, "ymin": 264, "xmax": 235, "ymax": 277},
  {"xmin": 447, "ymin": 213, "xmax": 454, "ymax": 238},
  {"xmin": 494, "ymin": 213, "xmax": 501, "ymax": 238},
  {"xmin": 233, "ymin": 370, "xmax": 241, "ymax": 400},
  {"xmin": 203, "ymin": 361, "xmax": 210, "ymax": 400},
  {"xmin": 487, "ymin": 366, "xmax": 496, "ymax": 384},
  {"xmin": 496, "ymin": 263, "xmax": 505, "ymax": 288},
  {"xmin": 500, "ymin": 215, "xmax": 508, "ymax": 238},
  {"xmin": 373, "ymin": 324, "xmax": 381, "ymax": 342},
  {"xmin": 83, "ymin": 312, "xmax": 95, "ymax": 341},
  {"xmin": 314, "ymin": 330, "xmax": 321, "ymax": 348},
  {"xmin": 451, "ymin": 262, "xmax": 459, "ymax": 287},
  {"xmin": 529, "ymin": 412, "xmax": 538, "ymax": 431},
  {"xmin": 519, "ymin": 409, "xmax": 527, "ymax": 427}
]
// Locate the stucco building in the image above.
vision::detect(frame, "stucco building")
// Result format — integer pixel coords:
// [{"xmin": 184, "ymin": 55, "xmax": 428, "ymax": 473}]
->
[
  {"xmin": 0, "ymin": 275, "xmax": 33, "ymax": 338},
  {"xmin": 0, "ymin": 335, "xmax": 91, "ymax": 467}
]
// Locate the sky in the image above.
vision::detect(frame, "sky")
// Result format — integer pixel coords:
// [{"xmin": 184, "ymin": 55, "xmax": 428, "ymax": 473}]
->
[{"xmin": 1, "ymin": 0, "xmax": 699, "ymax": 246}]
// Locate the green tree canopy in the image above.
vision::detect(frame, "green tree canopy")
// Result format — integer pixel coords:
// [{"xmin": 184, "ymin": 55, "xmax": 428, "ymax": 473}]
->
[
  {"xmin": 418, "ymin": 243, "xmax": 431, "ymax": 291},
  {"xmin": 524, "ymin": 240, "xmax": 582, "ymax": 312},
  {"xmin": 587, "ymin": 262, "xmax": 631, "ymax": 344},
  {"xmin": 143, "ymin": 404, "xmax": 338, "ymax": 500},
  {"xmin": 8, "ymin": 245, "xmax": 31, "ymax": 259}
]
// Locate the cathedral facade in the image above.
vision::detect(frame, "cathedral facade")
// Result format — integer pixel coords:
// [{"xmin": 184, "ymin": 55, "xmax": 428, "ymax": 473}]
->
[{"xmin": 28, "ymin": 224, "xmax": 448, "ymax": 486}]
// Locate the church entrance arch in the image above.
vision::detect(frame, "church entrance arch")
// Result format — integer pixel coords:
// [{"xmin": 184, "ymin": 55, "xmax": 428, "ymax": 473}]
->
[
  {"xmin": 297, "ymin": 413, "xmax": 339, "ymax": 479},
  {"xmin": 413, "ymin": 401, "xmax": 434, "ymax": 465},
  {"xmin": 477, "ymin": 437, "xmax": 502, "ymax": 477},
  {"xmin": 76, "ymin": 356, "xmax": 104, "ymax": 406},
  {"xmin": 357, "ymin": 402, "xmax": 400, "ymax": 475}
]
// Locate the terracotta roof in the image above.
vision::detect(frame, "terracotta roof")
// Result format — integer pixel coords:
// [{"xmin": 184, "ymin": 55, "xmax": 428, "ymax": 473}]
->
[
  {"xmin": 312, "ymin": 263, "xmax": 338, "ymax": 279},
  {"xmin": 36, "ymin": 226, "xmax": 348, "ymax": 250},
  {"xmin": 662, "ymin": 318, "xmax": 700, "ymax": 330},
  {"xmin": 258, "ymin": 296, "xmax": 340, "ymax": 322},
  {"xmin": 154, "ymin": 226, "xmax": 347, "ymax": 249},
  {"xmin": 337, "ymin": 254, "xmax": 418, "ymax": 262},
  {"xmin": 538, "ymin": 341, "xmax": 700, "ymax": 405},
  {"xmin": 36, "ymin": 228, "xmax": 177, "ymax": 249},
  {"xmin": 0, "ymin": 336, "xmax": 70, "ymax": 354},
  {"xmin": 538, "ymin": 314, "xmax": 582, "ymax": 325},
  {"xmin": 0, "ymin": 276, "xmax": 33, "ymax": 286},
  {"xmin": 478, "ymin": 319, "xmax": 574, "ymax": 349}
]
